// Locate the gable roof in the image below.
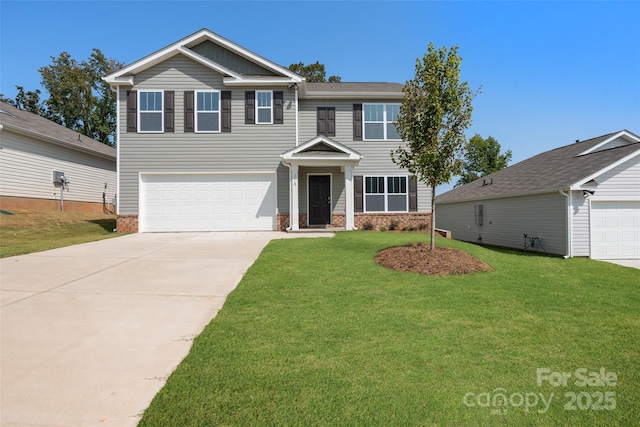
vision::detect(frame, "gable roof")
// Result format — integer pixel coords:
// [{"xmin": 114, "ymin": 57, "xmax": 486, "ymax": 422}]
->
[
  {"xmin": 281, "ymin": 135, "xmax": 362, "ymax": 164},
  {"xmin": 103, "ymin": 28, "xmax": 303, "ymax": 87},
  {"xmin": 436, "ymin": 130, "xmax": 640, "ymax": 204},
  {"xmin": 0, "ymin": 103, "xmax": 116, "ymax": 160}
]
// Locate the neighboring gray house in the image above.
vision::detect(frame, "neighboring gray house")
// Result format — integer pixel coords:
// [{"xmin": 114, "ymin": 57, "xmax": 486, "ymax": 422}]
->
[
  {"xmin": 103, "ymin": 29, "xmax": 431, "ymax": 233},
  {"xmin": 435, "ymin": 130, "xmax": 640, "ymax": 260},
  {"xmin": 0, "ymin": 102, "xmax": 116, "ymax": 213}
]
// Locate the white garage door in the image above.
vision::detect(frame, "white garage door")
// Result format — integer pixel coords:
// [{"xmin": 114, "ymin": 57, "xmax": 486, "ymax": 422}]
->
[
  {"xmin": 590, "ymin": 201, "xmax": 640, "ymax": 259},
  {"xmin": 140, "ymin": 173, "xmax": 277, "ymax": 232}
]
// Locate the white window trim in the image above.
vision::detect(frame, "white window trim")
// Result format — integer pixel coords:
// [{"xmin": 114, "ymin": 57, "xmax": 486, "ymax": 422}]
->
[
  {"xmin": 138, "ymin": 90, "xmax": 164, "ymax": 133},
  {"xmin": 195, "ymin": 90, "xmax": 221, "ymax": 133},
  {"xmin": 364, "ymin": 175, "xmax": 409, "ymax": 212},
  {"xmin": 256, "ymin": 90, "xmax": 273, "ymax": 125},
  {"xmin": 362, "ymin": 103, "xmax": 401, "ymax": 141}
]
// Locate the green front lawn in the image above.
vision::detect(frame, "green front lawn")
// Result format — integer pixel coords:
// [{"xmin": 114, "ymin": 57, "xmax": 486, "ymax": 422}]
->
[
  {"xmin": 0, "ymin": 210, "xmax": 118, "ymax": 258},
  {"xmin": 140, "ymin": 232, "xmax": 639, "ymax": 426}
]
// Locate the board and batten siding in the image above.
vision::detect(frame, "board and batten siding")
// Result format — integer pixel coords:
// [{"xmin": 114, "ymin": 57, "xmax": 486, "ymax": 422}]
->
[
  {"xmin": 298, "ymin": 99, "xmax": 432, "ymax": 212},
  {"xmin": 118, "ymin": 54, "xmax": 297, "ymax": 214},
  {"xmin": 0, "ymin": 129, "xmax": 116, "ymax": 203},
  {"xmin": 436, "ymin": 192, "xmax": 568, "ymax": 255},
  {"xmin": 571, "ymin": 156, "xmax": 640, "ymax": 256}
]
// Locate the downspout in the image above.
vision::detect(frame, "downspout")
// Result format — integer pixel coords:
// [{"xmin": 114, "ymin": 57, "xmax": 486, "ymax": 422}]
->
[{"xmin": 559, "ymin": 189, "xmax": 572, "ymax": 258}]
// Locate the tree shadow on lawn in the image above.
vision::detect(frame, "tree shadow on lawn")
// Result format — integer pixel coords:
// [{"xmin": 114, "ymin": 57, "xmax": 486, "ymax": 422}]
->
[{"xmin": 87, "ymin": 218, "xmax": 117, "ymax": 233}]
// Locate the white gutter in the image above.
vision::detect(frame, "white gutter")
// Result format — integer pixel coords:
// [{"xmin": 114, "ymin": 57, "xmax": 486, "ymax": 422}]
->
[{"xmin": 559, "ymin": 189, "xmax": 572, "ymax": 258}]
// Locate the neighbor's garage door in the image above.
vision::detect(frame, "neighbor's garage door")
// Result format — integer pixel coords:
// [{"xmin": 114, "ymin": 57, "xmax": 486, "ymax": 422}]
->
[
  {"xmin": 590, "ymin": 201, "xmax": 640, "ymax": 259},
  {"xmin": 140, "ymin": 173, "xmax": 276, "ymax": 232}
]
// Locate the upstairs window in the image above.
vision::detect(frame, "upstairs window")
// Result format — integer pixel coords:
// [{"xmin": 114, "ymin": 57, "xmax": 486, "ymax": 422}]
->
[
  {"xmin": 139, "ymin": 91, "xmax": 163, "ymax": 132},
  {"xmin": 363, "ymin": 103, "xmax": 400, "ymax": 140},
  {"xmin": 196, "ymin": 91, "xmax": 220, "ymax": 132},
  {"xmin": 256, "ymin": 91, "xmax": 272, "ymax": 124}
]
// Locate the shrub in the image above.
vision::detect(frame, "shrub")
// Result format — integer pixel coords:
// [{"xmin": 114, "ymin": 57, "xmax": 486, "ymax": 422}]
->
[
  {"xmin": 389, "ymin": 220, "xmax": 399, "ymax": 231},
  {"xmin": 379, "ymin": 226, "xmax": 387, "ymax": 232},
  {"xmin": 418, "ymin": 223, "xmax": 427, "ymax": 230},
  {"xmin": 362, "ymin": 222, "xmax": 374, "ymax": 231}
]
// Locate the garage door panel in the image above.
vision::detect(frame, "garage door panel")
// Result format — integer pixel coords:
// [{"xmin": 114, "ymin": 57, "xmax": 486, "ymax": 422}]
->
[
  {"xmin": 140, "ymin": 174, "xmax": 276, "ymax": 232},
  {"xmin": 590, "ymin": 201, "xmax": 640, "ymax": 260}
]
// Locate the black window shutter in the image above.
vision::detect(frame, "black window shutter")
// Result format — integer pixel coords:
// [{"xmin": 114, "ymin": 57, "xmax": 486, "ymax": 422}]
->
[
  {"xmin": 354, "ymin": 175, "xmax": 363, "ymax": 213},
  {"xmin": 317, "ymin": 108, "xmax": 326, "ymax": 136},
  {"xmin": 245, "ymin": 91, "xmax": 255, "ymax": 124},
  {"xmin": 221, "ymin": 91, "xmax": 232, "ymax": 132},
  {"xmin": 273, "ymin": 91, "xmax": 283, "ymax": 124},
  {"xmin": 184, "ymin": 91, "xmax": 194, "ymax": 132},
  {"xmin": 353, "ymin": 103, "xmax": 362, "ymax": 141},
  {"xmin": 409, "ymin": 176, "xmax": 418, "ymax": 212},
  {"xmin": 317, "ymin": 107, "xmax": 335, "ymax": 137},
  {"xmin": 126, "ymin": 90, "xmax": 137, "ymax": 132},
  {"xmin": 164, "ymin": 91, "xmax": 174, "ymax": 133}
]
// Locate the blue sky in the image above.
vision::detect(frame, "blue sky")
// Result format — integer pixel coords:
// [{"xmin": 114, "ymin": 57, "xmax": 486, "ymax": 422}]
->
[{"xmin": 1, "ymin": 1, "xmax": 639, "ymax": 190}]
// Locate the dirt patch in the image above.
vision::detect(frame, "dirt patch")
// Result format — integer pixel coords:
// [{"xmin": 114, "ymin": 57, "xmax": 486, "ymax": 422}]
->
[{"xmin": 375, "ymin": 243, "xmax": 491, "ymax": 276}]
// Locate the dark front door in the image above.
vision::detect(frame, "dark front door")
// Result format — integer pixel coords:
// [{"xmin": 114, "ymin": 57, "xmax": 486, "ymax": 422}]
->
[{"xmin": 309, "ymin": 175, "xmax": 331, "ymax": 225}]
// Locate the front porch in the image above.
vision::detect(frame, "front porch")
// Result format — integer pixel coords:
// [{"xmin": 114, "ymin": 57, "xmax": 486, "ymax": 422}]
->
[{"xmin": 281, "ymin": 136, "xmax": 362, "ymax": 231}]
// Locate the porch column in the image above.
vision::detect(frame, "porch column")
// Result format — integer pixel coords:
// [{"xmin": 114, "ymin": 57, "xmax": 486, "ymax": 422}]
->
[
  {"xmin": 290, "ymin": 163, "xmax": 299, "ymax": 231},
  {"xmin": 344, "ymin": 164, "xmax": 355, "ymax": 230}
]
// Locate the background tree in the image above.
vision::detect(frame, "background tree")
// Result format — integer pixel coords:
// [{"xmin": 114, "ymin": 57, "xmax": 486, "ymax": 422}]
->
[
  {"xmin": 2, "ymin": 49, "xmax": 122, "ymax": 146},
  {"xmin": 40, "ymin": 49, "xmax": 123, "ymax": 145},
  {"xmin": 288, "ymin": 61, "xmax": 341, "ymax": 82},
  {"xmin": 0, "ymin": 86, "xmax": 47, "ymax": 116},
  {"xmin": 393, "ymin": 43, "xmax": 476, "ymax": 250},
  {"xmin": 455, "ymin": 134, "xmax": 512, "ymax": 187}
]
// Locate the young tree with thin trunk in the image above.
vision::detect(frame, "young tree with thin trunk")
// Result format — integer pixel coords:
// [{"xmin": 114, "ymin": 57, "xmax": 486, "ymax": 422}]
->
[{"xmin": 393, "ymin": 43, "xmax": 477, "ymax": 250}]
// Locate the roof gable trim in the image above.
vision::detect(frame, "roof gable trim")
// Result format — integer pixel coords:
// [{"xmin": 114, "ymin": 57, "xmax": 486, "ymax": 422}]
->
[
  {"xmin": 104, "ymin": 28, "xmax": 303, "ymax": 85},
  {"xmin": 576, "ymin": 130, "xmax": 640, "ymax": 156}
]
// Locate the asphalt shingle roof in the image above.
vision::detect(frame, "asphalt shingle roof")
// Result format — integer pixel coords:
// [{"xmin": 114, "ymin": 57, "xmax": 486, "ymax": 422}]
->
[
  {"xmin": 0, "ymin": 102, "xmax": 116, "ymax": 159},
  {"xmin": 305, "ymin": 82, "xmax": 404, "ymax": 93},
  {"xmin": 436, "ymin": 130, "xmax": 640, "ymax": 204}
]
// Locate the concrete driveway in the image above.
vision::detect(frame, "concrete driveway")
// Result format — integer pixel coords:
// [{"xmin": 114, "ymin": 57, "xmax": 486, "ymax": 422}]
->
[{"xmin": 1, "ymin": 231, "xmax": 332, "ymax": 427}]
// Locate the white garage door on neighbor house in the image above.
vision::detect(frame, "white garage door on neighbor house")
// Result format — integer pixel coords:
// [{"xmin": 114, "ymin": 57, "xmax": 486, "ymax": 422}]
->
[
  {"xmin": 590, "ymin": 201, "xmax": 640, "ymax": 259},
  {"xmin": 139, "ymin": 173, "xmax": 277, "ymax": 232}
]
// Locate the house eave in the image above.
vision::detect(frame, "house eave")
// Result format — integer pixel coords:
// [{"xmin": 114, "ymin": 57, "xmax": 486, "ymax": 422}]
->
[
  {"xmin": 223, "ymin": 77, "xmax": 302, "ymax": 86},
  {"xmin": 436, "ymin": 186, "xmax": 572, "ymax": 205}
]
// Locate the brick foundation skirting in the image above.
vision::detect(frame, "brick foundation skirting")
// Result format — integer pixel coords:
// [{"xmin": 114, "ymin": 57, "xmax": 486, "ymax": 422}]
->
[
  {"xmin": 277, "ymin": 212, "xmax": 431, "ymax": 231},
  {"xmin": 121, "ymin": 212, "xmax": 431, "ymax": 233},
  {"xmin": 0, "ymin": 196, "xmax": 112, "ymax": 214},
  {"xmin": 117, "ymin": 214, "xmax": 139, "ymax": 233},
  {"xmin": 355, "ymin": 212, "xmax": 431, "ymax": 231}
]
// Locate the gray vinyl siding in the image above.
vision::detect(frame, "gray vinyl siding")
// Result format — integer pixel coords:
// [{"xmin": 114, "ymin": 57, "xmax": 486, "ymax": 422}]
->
[
  {"xmin": 191, "ymin": 41, "xmax": 276, "ymax": 76},
  {"xmin": 0, "ymin": 129, "xmax": 116, "ymax": 203},
  {"xmin": 118, "ymin": 54, "xmax": 296, "ymax": 214},
  {"xmin": 571, "ymin": 156, "xmax": 640, "ymax": 257},
  {"xmin": 590, "ymin": 157, "xmax": 640, "ymax": 198},
  {"xmin": 436, "ymin": 192, "xmax": 568, "ymax": 255},
  {"xmin": 571, "ymin": 190, "xmax": 591, "ymax": 256},
  {"xmin": 298, "ymin": 166, "xmax": 345, "ymax": 214},
  {"xmin": 298, "ymin": 99, "xmax": 432, "ymax": 212}
]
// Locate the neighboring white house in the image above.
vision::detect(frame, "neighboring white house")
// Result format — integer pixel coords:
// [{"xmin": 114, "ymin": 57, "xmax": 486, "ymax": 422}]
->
[
  {"xmin": 435, "ymin": 130, "xmax": 640, "ymax": 260},
  {"xmin": 0, "ymin": 102, "xmax": 116, "ymax": 213}
]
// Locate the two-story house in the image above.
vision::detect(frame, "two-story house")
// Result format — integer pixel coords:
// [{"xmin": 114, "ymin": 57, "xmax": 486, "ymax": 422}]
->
[{"xmin": 104, "ymin": 28, "xmax": 431, "ymax": 233}]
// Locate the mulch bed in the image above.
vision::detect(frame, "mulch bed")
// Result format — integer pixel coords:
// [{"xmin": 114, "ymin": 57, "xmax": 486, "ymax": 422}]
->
[{"xmin": 374, "ymin": 243, "xmax": 492, "ymax": 276}]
